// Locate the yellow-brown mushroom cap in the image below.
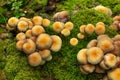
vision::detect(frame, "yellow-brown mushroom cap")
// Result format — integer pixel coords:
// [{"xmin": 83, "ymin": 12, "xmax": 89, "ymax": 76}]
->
[
  {"xmin": 65, "ymin": 22, "xmax": 74, "ymax": 30},
  {"xmin": 95, "ymin": 24, "xmax": 105, "ymax": 35},
  {"xmin": 96, "ymin": 22, "xmax": 105, "ymax": 26},
  {"xmin": 6, "ymin": 24, "xmax": 15, "ymax": 31},
  {"xmin": 79, "ymin": 25, "xmax": 86, "ymax": 33},
  {"xmin": 87, "ymin": 47, "xmax": 104, "ymax": 64},
  {"xmin": 61, "ymin": 28, "xmax": 70, "ymax": 36},
  {"xmin": 87, "ymin": 39, "xmax": 97, "ymax": 48},
  {"xmin": 94, "ymin": 5, "xmax": 108, "ymax": 14},
  {"xmin": 50, "ymin": 35, "xmax": 62, "ymax": 52},
  {"xmin": 77, "ymin": 33, "xmax": 85, "ymax": 39},
  {"xmin": 16, "ymin": 32, "xmax": 26, "ymax": 41},
  {"xmin": 42, "ymin": 19, "xmax": 50, "ymax": 27},
  {"xmin": 99, "ymin": 60, "xmax": 110, "ymax": 70},
  {"xmin": 85, "ymin": 24, "xmax": 95, "ymax": 34},
  {"xmin": 16, "ymin": 40, "xmax": 25, "ymax": 51},
  {"xmin": 36, "ymin": 33, "xmax": 52, "ymax": 49},
  {"xmin": 39, "ymin": 49, "xmax": 51, "ymax": 60},
  {"xmin": 28, "ymin": 20, "xmax": 34, "ymax": 29},
  {"xmin": 32, "ymin": 16, "xmax": 43, "ymax": 25},
  {"xmin": 77, "ymin": 49, "xmax": 88, "ymax": 64},
  {"xmin": 81, "ymin": 64, "xmax": 95, "ymax": 73},
  {"xmin": 19, "ymin": 17, "xmax": 30, "ymax": 21},
  {"xmin": 108, "ymin": 68, "xmax": 120, "ymax": 80},
  {"xmin": 31, "ymin": 25, "xmax": 45, "ymax": 36},
  {"xmin": 25, "ymin": 30, "xmax": 33, "ymax": 38},
  {"xmin": 28, "ymin": 52, "xmax": 42, "ymax": 66},
  {"xmin": 17, "ymin": 20, "xmax": 28, "ymax": 32},
  {"xmin": 113, "ymin": 16, "xmax": 120, "ymax": 21},
  {"xmin": 70, "ymin": 38, "xmax": 78, "ymax": 46},
  {"xmin": 8, "ymin": 17, "xmax": 19, "ymax": 27},
  {"xmin": 52, "ymin": 22, "xmax": 64, "ymax": 33},
  {"xmin": 46, "ymin": 55, "xmax": 52, "ymax": 61}
]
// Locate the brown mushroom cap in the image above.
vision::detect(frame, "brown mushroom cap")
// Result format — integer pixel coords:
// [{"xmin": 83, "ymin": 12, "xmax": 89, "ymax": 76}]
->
[
  {"xmin": 39, "ymin": 49, "xmax": 51, "ymax": 60},
  {"xmin": 87, "ymin": 47, "xmax": 104, "ymax": 64},
  {"xmin": 52, "ymin": 22, "xmax": 64, "ymax": 33},
  {"xmin": 36, "ymin": 33, "xmax": 52, "ymax": 49},
  {"xmin": 77, "ymin": 33, "xmax": 84, "ymax": 39},
  {"xmin": 42, "ymin": 19, "xmax": 50, "ymax": 27},
  {"xmin": 50, "ymin": 35, "xmax": 62, "ymax": 52},
  {"xmin": 61, "ymin": 28, "xmax": 70, "ymax": 36},
  {"xmin": 23, "ymin": 39, "xmax": 36, "ymax": 54},
  {"xmin": 81, "ymin": 64, "xmax": 95, "ymax": 73},
  {"xmin": 16, "ymin": 40, "xmax": 25, "ymax": 51},
  {"xmin": 79, "ymin": 25, "xmax": 86, "ymax": 33},
  {"xmin": 17, "ymin": 20, "xmax": 28, "ymax": 32},
  {"xmin": 16, "ymin": 32, "xmax": 26, "ymax": 41},
  {"xmin": 70, "ymin": 38, "xmax": 78, "ymax": 46},
  {"xmin": 77, "ymin": 49, "xmax": 88, "ymax": 64},
  {"xmin": 85, "ymin": 24, "xmax": 95, "ymax": 34},
  {"xmin": 87, "ymin": 39, "xmax": 97, "ymax": 48},
  {"xmin": 8, "ymin": 17, "xmax": 19, "ymax": 27},
  {"xmin": 108, "ymin": 68, "xmax": 120, "ymax": 80},
  {"xmin": 104, "ymin": 53, "xmax": 117, "ymax": 68},
  {"xmin": 31, "ymin": 25, "xmax": 45, "ymax": 36},
  {"xmin": 25, "ymin": 30, "xmax": 33, "ymax": 38},
  {"xmin": 32, "ymin": 16, "xmax": 43, "ymax": 25},
  {"xmin": 28, "ymin": 52, "xmax": 42, "ymax": 66},
  {"xmin": 95, "ymin": 24, "xmax": 105, "ymax": 35},
  {"xmin": 65, "ymin": 22, "xmax": 74, "ymax": 30}
]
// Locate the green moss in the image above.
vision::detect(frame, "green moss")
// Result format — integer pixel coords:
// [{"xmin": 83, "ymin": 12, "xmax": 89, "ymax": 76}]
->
[{"xmin": 113, "ymin": 4, "xmax": 120, "ymax": 15}]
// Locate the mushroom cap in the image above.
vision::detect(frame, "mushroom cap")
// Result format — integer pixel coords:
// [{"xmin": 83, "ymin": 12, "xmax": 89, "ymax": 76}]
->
[
  {"xmin": 23, "ymin": 39, "xmax": 36, "ymax": 54},
  {"xmin": 77, "ymin": 49, "xmax": 88, "ymax": 64},
  {"xmin": 17, "ymin": 20, "xmax": 28, "ymax": 32},
  {"xmin": 108, "ymin": 68, "xmax": 120, "ymax": 80},
  {"xmin": 52, "ymin": 22, "xmax": 64, "ymax": 33},
  {"xmin": 70, "ymin": 38, "xmax": 78, "ymax": 46},
  {"xmin": 80, "ymin": 66, "xmax": 89, "ymax": 74},
  {"xmin": 99, "ymin": 60, "xmax": 110, "ymax": 70},
  {"xmin": 107, "ymin": 8, "xmax": 112, "ymax": 16},
  {"xmin": 36, "ymin": 33, "xmax": 52, "ymax": 49},
  {"xmin": 94, "ymin": 5, "xmax": 108, "ymax": 14},
  {"xmin": 16, "ymin": 40, "xmax": 25, "ymax": 51},
  {"xmin": 87, "ymin": 39, "xmax": 97, "ymax": 48},
  {"xmin": 25, "ymin": 30, "xmax": 33, "ymax": 38},
  {"xmin": 113, "ymin": 16, "xmax": 120, "ymax": 21},
  {"xmin": 87, "ymin": 47, "xmax": 104, "ymax": 64},
  {"xmin": 113, "ymin": 35, "xmax": 120, "ymax": 41},
  {"xmin": 32, "ymin": 16, "xmax": 43, "ymax": 25},
  {"xmin": 95, "ymin": 24, "xmax": 105, "ymax": 35},
  {"xmin": 31, "ymin": 25, "xmax": 45, "ymax": 36},
  {"xmin": 19, "ymin": 17, "xmax": 30, "ymax": 21},
  {"xmin": 39, "ymin": 49, "xmax": 51, "ymax": 60},
  {"xmin": 95, "ymin": 65, "xmax": 105, "ymax": 73},
  {"xmin": 8, "ymin": 17, "xmax": 19, "ymax": 27},
  {"xmin": 79, "ymin": 25, "xmax": 86, "ymax": 33},
  {"xmin": 6, "ymin": 24, "xmax": 15, "ymax": 30},
  {"xmin": 97, "ymin": 35, "xmax": 109, "ymax": 41},
  {"xmin": 96, "ymin": 22, "xmax": 105, "ymax": 26},
  {"xmin": 28, "ymin": 20, "xmax": 34, "ymax": 29},
  {"xmin": 116, "ymin": 57, "xmax": 120, "ymax": 67},
  {"xmin": 61, "ymin": 28, "xmax": 70, "ymax": 36},
  {"xmin": 42, "ymin": 19, "xmax": 50, "ymax": 27},
  {"xmin": 85, "ymin": 24, "xmax": 95, "ymax": 34},
  {"xmin": 65, "ymin": 22, "xmax": 74, "ymax": 30},
  {"xmin": 46, "ymin": 55, "xmax": 52, "ymax": 61},
  {"xmin": 16, "ymin": 32, "xmax": 26, "ymax": 41},
  {"xmin": 50, "ymin": 35, "xmax": 62, "ymax": 52},
  {"xmin": 81, "ymin": 64, "xmax": 95, "ymax": 73},
  {"xmin": 77, "ymin": 33, "xmax": 84, "ymax": 39},
  {"xmin": 104, "ymin": 53, "xmax": 117, "ymax": 68},
  {"xmin": 28, "ymin": 52, "xmax": 42, "ymax": 66}
]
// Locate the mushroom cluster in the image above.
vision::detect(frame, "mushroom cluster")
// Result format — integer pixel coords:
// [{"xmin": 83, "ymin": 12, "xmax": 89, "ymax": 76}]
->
[
  {"xmin": 7, "ymin": 16, "xmax": 62, "ymax": 67},
  {"xmin": 78, "ymin": 22, "xmax": 106, "ymax": 39},
  {"xmin": 77, "ymin": 34, "xmax": 120, "ymax": 80}
]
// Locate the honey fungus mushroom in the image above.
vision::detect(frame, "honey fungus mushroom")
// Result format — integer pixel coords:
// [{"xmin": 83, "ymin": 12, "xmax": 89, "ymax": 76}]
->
[
  {"xmin": 25, "ymin": 30, "xmax": 33, "ymax": 38},
  {"xmin": 61, "ymin": 28, "xmax": 70, "ymax": 36},
  {"xmin": 85, "ymin": 24, "xmax": 95, "ymax": 34},
  {"xmin": 28, "ymin": 52, "xmax": 42, "ymax": 66},
  {"xmin": 70, "ymin": 38, "xmax": 78, "ymax": 46},
  {"xmin": 32, "ymin": 16, "xmax": 43, "ymax": 25},
  {"xmin": 39, "ymin": 49, "xmax": 51, "ymax": 60},
  {"xmin": 8, "ymin": 17, "xmax": 19, "ymax": 27},
  {"xmin": 95, "ymin": 24, "xmax": 105, "ymax": 35},
  {"xmin": 17, "ymin": 20, "xmax": 28, "ymax": 32},
  {"xmin": 16, "ymin": 40, "xmax": 26, "ymax": 51},
  {"xmin": 16, "ymin": 32, "xmax": 26, "ymax": 41},
  {"xmin": 77, "ymin": 33, "xmax": 84, "ymax": 39},
  {"xmin": 87, "ymin": 39, "xmax": 97, "ymax": 48},
  {"xmin": 65, "ymin": 22, "xmax": 74, "ymax": 30},
  {"xmin": 87, "ymin": 47, "xmax": 104, "ymax": 64},
  {"xmin": 50, "ymin": 35, "xmax": 62, "ymax": 52},
  {"xmin": 42, "ymin": 19, "xmax": 50, "ymax": 27},
  {"xmin": 79, "ymin": 25, "xmax": 86, "ymax": 33},
  {"xmin": 99, "ymin": 60, "xmax": 110, "ymax": 70},
  {"xmin": 52, "ymin": 22, "xmax": 64, "ymax": 33}
]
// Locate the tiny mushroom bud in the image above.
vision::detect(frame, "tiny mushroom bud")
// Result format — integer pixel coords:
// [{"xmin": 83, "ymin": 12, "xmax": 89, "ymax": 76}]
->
[
  {"xmin": 52, "ymin": 22, "xmax": 64, "ymax": 33},
  {"xmin": 25, "ymin": 30, "xmax": 33, "ymax": 38},
  {"xmin": 104, "ymin": 53, "xmax": 117, "ymax": 68},
  {"xmin": 23, "ymin": 39, "xmax": 36, "ymax": 54},
  {"xmin": 85, "ymin": 24, "xmax": 95, "ymax": 34},
  {"xmin": 17, "ymin": 20, "xmax": 28, "ymax": 32},
  {"xmin": 95, "ymin": 24, "xmax": 105, "ymax": 35},
  {"xmin": 79, "ymin": 25, "xmax": 86, "ymax": 33},
  {"xmin": 50, "ymin": 35, "xmax": 62, "ymax": 52},
  {"xmin": 8, "ymin": 17, "xmax": 19, "ymax": 27},
  {"xmin": 16, "ymin": 40, "xmax": 25, "ymax": 51},
  {"xmin": 77, "ymin": 33, "xmax": 84, "ymax": 39},
  {"xmin": 42, "ymin": 19, "xmax": 50, "ymax": 27},
  {"xmin": 31, "ymin": 25, "xmax": 45, "ymax": 36},
  {"xmin": 77, "ymin": 49, "xmax": 88, "ymax": 64},
  {"xmin": 87, "ymin": 39, "xmax": 97, "ymax": 48},
  {"xmin": 28, "ymin": 52, "xmax": 42, "ymax": 66},
  {"xmin": 108, "ymin": 68, "xmax": 120, "ymax": 80},
  {"xmin": 65, "ymin": 22, "xmax": 74, "ymax": 30},
  {"xmin": 32, "ymin": 16, "xmax": 43, "ymax": 25},
  {"xmin": 61, "ymin": 28, "xmax": 70, "ymax": 36},
  {"xmin": 16, "ymin": 32, "xmax": 26, "ymax": 41},
  {"xmin": 36, "ymin": 33, "xmax": 52, "ymax": 49},
  {"xmin": 39, "ymin": 49, "xmax": 51, "ymax": 60},
  {"xmin": 87, "ymin": 47, "xmax": 104, "ymax": 64},
  {"xmin": 70, "ymin": 38, "xmax": 78, "ymax": 46},
  {"xmin": 81, "ymin": 64, "xmax": 95, "ymax": 73}
]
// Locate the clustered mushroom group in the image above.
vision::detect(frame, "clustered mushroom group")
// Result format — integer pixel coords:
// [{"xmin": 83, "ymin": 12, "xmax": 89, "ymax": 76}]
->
[
  {"xmin": 77, "ymin": 34, "xmax": 120, "ymax": 80},
  {"xmin": 6, "ymin": 16, "xmax": 62, "ymax": 67}
]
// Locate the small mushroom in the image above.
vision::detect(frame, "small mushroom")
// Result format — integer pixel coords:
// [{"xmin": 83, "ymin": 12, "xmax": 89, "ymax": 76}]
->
[
  {"xmin": 77, "ymin": 33, "xmax": 85, "ymax": 39},
  {"xmin": 96, "ymin": 22, "xmax": 105, "ymax": 26},
  {"xmin": 39, "ymin": 49, "xmax": 51, "ymax": 60},
  {"xmin": 42, "ymin": 19, "xmax": 50, "ymax": 27},
  {"xmin": 79, "ymin": 25, "xmax": 86, "ymax": 33},
  {"xmin": 28, "ymin": 20, "xmax": 34, "ymax": 29},
  {"xmin": 80, "ymin": 66, "xmax": 89, "ymax": 74},
  {"xmin": 16, "ymin": 32, "xmax": 26, "ymax": 41},
  {"xmin": 108, "ymin": 68, "xmax": 120, "ymax": 80},
  {"xmin": 28, "ymin": 52, "xmax": 42, "ymax": 66},
  {"xmin": 8, "ymin": 17, "xmax": 19, "ymax": 27},
  {"xmin": 95, "ymin": 24, "xmax": 105, "ymax": 35},
  {"xmin": 32, "ymin": 16, "xmax": 43, "ymax": 25},
  {"xmin": 87, "ymin": 39, "xmax": 97, "ymax": 48},
  {"xmin": 6, "ymin": 24, "xmax": 15, "ymax": 30},
  {"xmin": 87, "ymin": 47, "xmax": 104, "ymax": 64},
  {"xmin": 31, "ymin": 25, "xmax": 45, "ymax": 36},
  {"xmin": 70, "ymin": 38, "xmax": 78, "ymax": 46},
  {"xmin": 17, "ymin": 20, "xmax": 28, "ymax": 32},
  {"xmin": 36, "ymin": 33, "xmax": 52, "ymax": 49},
  {"xmin": 104, "ymin": 53, "xmax": 117, "ymax": 68},
  {"xmin": 19, "ymin": 17, "xmax": 30, "ymax": 21},
  {"xmin": 25, "ymin": 30, "xmax": 33, "ymax": 38},
  {"xmin": 85, "ymin": 24, "xmax": 95, "ymax": 34},
  {"xmin": 23, "ymin": 39, "xmax": 36, "ymax": 54},
  {"xmin": 50, "ymin": 35, "xmax": 62, "ymax": 52},
  {"xmin": 46, "ymin": 55, "xmax": 52, "ymax": 61},
  {"xmin": 99, "ymin": 60, "xmax": 110, "ymax": 70},
  {"xmin": 95, "ymin": 65, "xmax": 105, "ymax": 73},
  {"xmin": 65, "ymin": 22, "xmax": 74, "ymax": 30},
  {"xmin": 16, "ymin": 40, "xmax": 26, "ymax": 51},
  {"xmin": 77, "ymin": 49, "xmax": 88, "ymax": 64},
  {"xmin": 61, "ymin": 28, "xmax": 70, "ymax": 36},
  {"xmin": 52, "ymin": 22, "xmax": 64, "ymax": 33},
  {"xmin": 113, "ymin": 16, "xmax": 120, "ymax": 21},
  {"xmin": 81, "ymin": 64, "xmax": 95, "ymax": 73}
]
